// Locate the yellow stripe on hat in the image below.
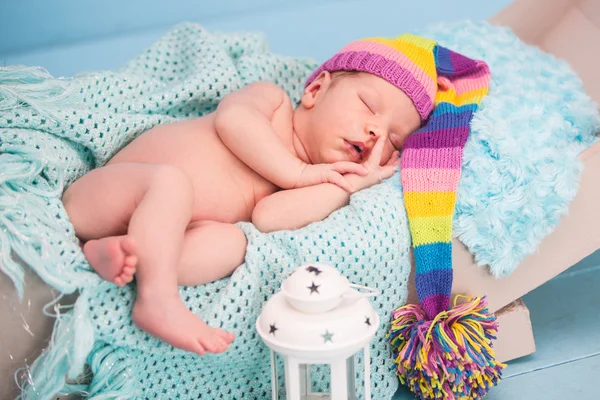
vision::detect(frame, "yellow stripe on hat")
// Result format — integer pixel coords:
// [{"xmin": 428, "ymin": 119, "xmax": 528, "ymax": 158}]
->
[
  {"xmin": 403, "ymin": 191, "xmax": 457, "ymax": 218},
  {"xmin": 435, "ymin": 87, "xmax": 489, "ymax": 107},
  {"xmin": 408, "ymin": 215, "xmax": 453, "ymax": 246},
  {"xmin": 365, "ymin": 36, "xmax": 437, "ymax": 82},
  {"xmin": 400, "ymin": 33, "xmax": 437, "ymax": 50}
]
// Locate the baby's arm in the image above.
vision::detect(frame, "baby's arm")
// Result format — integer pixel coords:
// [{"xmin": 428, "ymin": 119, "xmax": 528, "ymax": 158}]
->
[
  {"xmin": 252, "ymin": 182, "xmax": 351, "ymax": 232},
  {"xmin": 215, "ymin": 82, "xmax": 366, "ymax": 191},
  {"xmin": 252, "ymin": 138, "xmax": 398, "ymax": 233},
  {"xmin": 215, "ymin": 82, "xmax": 302, "ymax": 188}
]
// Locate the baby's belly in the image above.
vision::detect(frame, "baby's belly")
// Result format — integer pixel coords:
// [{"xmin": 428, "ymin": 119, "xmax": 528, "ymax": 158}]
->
[
  {"xmin": 189, "ymin": 165, "xmax": 275, "ymax": 223},
  {"xmin": 108, "ymin": 116, "xmax": 277, "ymax": 223}
]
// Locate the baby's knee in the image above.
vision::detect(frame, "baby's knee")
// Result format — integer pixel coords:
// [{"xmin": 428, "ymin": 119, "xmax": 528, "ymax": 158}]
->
[
  {"xmin": 230, "ymin": 225, "xmax": 247, "ymax": 248},
  {"xmin": 225, "ymin": 224, "xmax": 247, "ymax": 265},
  {"xmin": 62, "ymin": 181, "xmax": 88, "ymax": 228},
  {"xmin": 61, "ymin": 187, "xmax": 78, "ymax": 225}
]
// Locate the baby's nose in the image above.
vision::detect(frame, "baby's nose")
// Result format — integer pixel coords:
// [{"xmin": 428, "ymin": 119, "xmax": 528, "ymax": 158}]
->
[
  {"xmin": 366, "ymin": 124, "xmax": 384, "ymax": 139},
  {"xmin": 367, "ymin": 128, "xmax": 386, "ymax": 147}
]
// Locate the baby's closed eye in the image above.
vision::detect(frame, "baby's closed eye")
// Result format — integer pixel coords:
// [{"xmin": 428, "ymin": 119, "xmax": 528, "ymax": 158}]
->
[{"xmin": 359, "ymin": 96, "xmax": 376, "ymax": 114}]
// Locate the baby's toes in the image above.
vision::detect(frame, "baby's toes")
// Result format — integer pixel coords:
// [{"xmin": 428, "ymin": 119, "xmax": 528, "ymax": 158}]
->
[
  {"xmin": 198, "ymin": 336, "xmax": 220, "ymax": 353},
  {"xmin": 215, "ymin": 336, "xmax": 229, "ymax": 353},
  {"xmin": 192, "ymin": 340, "xmax": 207, "ymax": 356},
  {"xmin": 202, "ymin": 331, "xmax": 232, "ymax": 354},
  {"xmin": 122, "ymin": 265, "xmax": 136, "ymax": 276},
  {"xmin": 115, "ymin": 266, "xmax": 135, "ymax": 285},
  {"xmin": 124, "ymin": 255, "xmax": 137, "ymax": 269},
  {"xmin": 215, "ymin": 328, "xmax": 235, "ymax": 344},
  {"xmin": 114, "ymin": 276, "xmax": 125, "ymax": 287}
]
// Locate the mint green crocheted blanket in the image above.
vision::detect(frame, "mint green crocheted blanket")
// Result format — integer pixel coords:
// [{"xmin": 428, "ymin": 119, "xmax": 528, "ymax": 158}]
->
[{"xmin": 1, "ymin": 21, "xmax": 598, "ymax": 400}]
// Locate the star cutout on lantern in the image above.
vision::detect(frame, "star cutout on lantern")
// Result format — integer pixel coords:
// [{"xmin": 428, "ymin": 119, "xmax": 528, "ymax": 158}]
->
[
  {"xmin": 269, "ymin": 324, "xmax": 278, "ymax": 335},
  {"xmin": 307, "ymin": 282, "xmax": 320, "ymax": 294},
  {"xmin": 365, "ymin": 317, "xmax": 371, "ymax": 326},
  {"xmin": 322, "ymin": 330, "xmax": 334, "ymax": 343},
  {"xmin": 306, "ymin": 265, "xmax": 322, "ymax": 276}
]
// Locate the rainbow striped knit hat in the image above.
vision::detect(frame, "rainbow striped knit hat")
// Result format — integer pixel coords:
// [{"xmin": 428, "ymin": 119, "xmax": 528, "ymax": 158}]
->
[{"xmin": 308, "ymin": 35, "xmax": 504, "ymax": 399}]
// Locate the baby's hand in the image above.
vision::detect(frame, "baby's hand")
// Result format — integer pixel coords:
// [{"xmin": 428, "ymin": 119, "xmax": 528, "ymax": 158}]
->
[
  {"xmin": 294, "ymin": 161, "xmax": 368, "ymax": 193},
  {"xmin": 348, "ymin": 136, "xmax": 399, "ymax": 193}
]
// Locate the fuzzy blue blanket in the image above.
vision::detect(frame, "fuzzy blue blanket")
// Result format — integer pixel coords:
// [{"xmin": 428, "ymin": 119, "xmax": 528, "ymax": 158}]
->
[{"xmin": 0, "ymin": 20, "xmax": 597, "ymax": 399}]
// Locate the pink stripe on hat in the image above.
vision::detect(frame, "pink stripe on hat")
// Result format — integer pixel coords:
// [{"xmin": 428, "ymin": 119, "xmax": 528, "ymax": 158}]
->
[
  {"xmin": 438, "ymin": 64, "xmax": 490, "ymax": 97},
  {"xmin": 401, "ymin": 168, "xmax": 462, "ymax": 192},
  {"xmin": 341, "ymin": 40, "xmax": 436, "ymax": 99},
  {"xmin": 401, "ymin": 147, "xmax": 464, "ymax": 169}
]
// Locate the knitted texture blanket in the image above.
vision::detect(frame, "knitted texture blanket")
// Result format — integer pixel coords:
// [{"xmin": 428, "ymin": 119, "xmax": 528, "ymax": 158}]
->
[{"xmin": 0, "ymin": 21, "xmax": 597, "ymax": 400}]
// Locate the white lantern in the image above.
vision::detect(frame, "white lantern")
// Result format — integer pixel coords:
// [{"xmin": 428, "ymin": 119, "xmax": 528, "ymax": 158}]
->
[{"xmin": 256, "ymin": 263, "xmax": 380, "ymax": 400}]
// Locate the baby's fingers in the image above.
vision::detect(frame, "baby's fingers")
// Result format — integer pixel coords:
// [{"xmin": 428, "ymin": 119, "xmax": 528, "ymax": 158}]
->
[
  {"xmin": 324, "ymin": 170, "xmax": 355, "ymax": 193},
  {"xmin": 369, "ymin": 136, "xmax": 386, "ymax": 159},
  {"xmin": 331, "ymin": 161, "xmax": 368, "ymax": 176},
  {"xmin": 379, "ymin": 165, "xmax": 397, "ymax": 180},
  {"xmin": 367, "ymin": 136, "xmax": 386, "ymax": 168}
]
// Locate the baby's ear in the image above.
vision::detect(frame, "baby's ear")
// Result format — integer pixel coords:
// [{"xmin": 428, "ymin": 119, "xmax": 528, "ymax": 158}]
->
[{"xmin": 300, "ymin": 71, "xmax": 332, "ymax": 109}]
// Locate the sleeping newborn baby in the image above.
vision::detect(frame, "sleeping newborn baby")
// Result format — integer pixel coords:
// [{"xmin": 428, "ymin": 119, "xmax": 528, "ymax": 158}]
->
[{"xmin": 62, "ymin": 36, "xmax": 425, "ymax": 356}]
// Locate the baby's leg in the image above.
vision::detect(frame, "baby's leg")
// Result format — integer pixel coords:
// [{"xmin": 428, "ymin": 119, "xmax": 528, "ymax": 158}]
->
[
  {"xmin": 81, "ymin": 222, "xmax": 247, "ymax": 286},
  {"xmin": 84, "ymin": 221, "xmax": 246, "ymax": 286},
  {"xmin": 178, "ymin": 221, "xmax": 247, "ymax": 286},
  {"xmin": 63, "ymin": 163, "xmax": 234, "ymax": 355}
]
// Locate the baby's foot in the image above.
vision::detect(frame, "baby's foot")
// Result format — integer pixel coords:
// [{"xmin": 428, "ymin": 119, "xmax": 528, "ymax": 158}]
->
[
  {"xmin": 132, "ymin": 293, "xmax": 235, "ymax": 356},
  {"xmin": 83, "ymin": 236, "xmax": 137, "ymax": 286}
]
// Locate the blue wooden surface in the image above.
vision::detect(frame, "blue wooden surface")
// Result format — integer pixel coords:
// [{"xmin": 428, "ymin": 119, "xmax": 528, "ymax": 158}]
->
[
  {"xmin": 505, "ymin": 251, "xmax": 600, "ymax": 375},
  {"xmin": 488, "ymin": 355, "xmax": 600, "ymax": 400}
]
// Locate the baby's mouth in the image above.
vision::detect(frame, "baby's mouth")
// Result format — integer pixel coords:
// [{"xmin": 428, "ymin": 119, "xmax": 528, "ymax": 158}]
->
[{"xmin": 344, "ymin": 140, "xmax": 365, "ymax": 162}]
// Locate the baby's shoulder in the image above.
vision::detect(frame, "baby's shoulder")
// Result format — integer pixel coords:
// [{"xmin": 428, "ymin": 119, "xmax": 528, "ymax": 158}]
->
[
  {"xmin": 243, "ymin": 81, "xmax": 286, "ymax": 94},
  {"xmin": 235, "ymin": 81, "xmax": 290, "ymax": 105},
  {"xmin": 220, "ymin": 81, "xmax": 292, "ymax": 119}
]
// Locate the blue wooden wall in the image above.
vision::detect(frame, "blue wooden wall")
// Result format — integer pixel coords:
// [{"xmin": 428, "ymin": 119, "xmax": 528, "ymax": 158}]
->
[{"xmin": 0, "ymin": 0, "xmax": 513, "ymax": 77}]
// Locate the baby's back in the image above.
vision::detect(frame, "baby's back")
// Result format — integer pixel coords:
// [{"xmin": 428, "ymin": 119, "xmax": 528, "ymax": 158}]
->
[{"xmin": 108, "ymin": 114, "xmax": 278, "ymax": 223}]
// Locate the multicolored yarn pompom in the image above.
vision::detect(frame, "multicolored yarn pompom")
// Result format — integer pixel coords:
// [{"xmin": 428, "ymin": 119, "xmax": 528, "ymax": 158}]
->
[{"xmin": 388, "ymin": 296, "xmax": 505, "ymax": 399}]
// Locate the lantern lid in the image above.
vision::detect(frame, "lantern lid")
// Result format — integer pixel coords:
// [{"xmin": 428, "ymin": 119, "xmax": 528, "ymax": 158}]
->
[
  {"xmin": 256, "ymin": 264, "xmax": 380, "ymax": 359},
  {"xmin": 281, "ymin": 263, "xmax": 351, "ymax": 313}
]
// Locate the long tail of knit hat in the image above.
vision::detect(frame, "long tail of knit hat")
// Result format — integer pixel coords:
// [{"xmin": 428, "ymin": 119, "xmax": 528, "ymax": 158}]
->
[{"xmin": 308, "ymin": 34, "xmax": 505, "ymax": 399}]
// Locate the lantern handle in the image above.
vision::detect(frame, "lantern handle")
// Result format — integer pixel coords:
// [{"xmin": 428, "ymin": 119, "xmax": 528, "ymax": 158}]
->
[{"xmin": 344, "ymin": 284, "xmax": 379, "ymax": 299}]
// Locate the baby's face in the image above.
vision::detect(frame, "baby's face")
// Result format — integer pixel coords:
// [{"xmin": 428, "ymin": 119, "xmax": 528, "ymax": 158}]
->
[{"xmin": 296, "ymin": 71, "xmax": 421, "ymax": 165}]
